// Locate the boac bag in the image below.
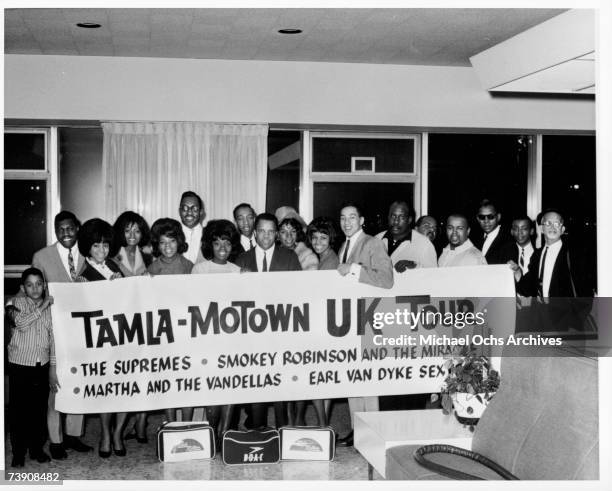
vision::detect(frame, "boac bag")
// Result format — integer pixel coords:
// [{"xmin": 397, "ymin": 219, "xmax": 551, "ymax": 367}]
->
[
  {"xmin": 280, "ymin": 426, "xmax": 335, "ymax": 461},
  {"xmin": 222, "ymin": 429, "xmax": 280, "ymax": 465}
]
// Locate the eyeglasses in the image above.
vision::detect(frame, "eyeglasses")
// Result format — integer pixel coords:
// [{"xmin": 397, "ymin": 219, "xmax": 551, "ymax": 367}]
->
[
  {"xmin": 477, "ymin": 214, "xmax": 496, "ymax": 221},
  {"xmin": 180, "ymin": 205, "xmax": 200, "ymax": 213},
  {"xmin": 542, "ymin": 220, "xmax": 562, "ymax": 229}
]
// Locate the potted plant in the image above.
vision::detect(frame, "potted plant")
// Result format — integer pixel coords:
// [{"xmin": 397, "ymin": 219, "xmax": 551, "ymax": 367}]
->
[{"xmin": 431, "ymin": 345, "xmax": 500, "ymax": 429}]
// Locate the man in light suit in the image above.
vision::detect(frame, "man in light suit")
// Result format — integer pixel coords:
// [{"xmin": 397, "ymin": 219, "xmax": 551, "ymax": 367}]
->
[
  {"xmin": 336, "ymin": 203, "xmax": 393, "ymax": 446},
  {"xmin": 31, "ymin": 211, "xmax": 92, "ymax": 458},
  {"xmin": 235, "ymin": 213, "xmax": 301, "ymax": 428}
]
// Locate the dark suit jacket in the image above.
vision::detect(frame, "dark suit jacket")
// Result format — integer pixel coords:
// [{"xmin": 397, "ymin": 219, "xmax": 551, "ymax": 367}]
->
[
  {"xmin": 31, "ymin": 243, "xmax": 86, "ymax": 283},
  {"xmin": 78, "ymin": 260, "xmax": 124, "ymax": 282},
  {"xmin": 516, "ymin": 242, "xmax": 575, "ymax": 298},
  {"xmin": 235, "ymin": 246, "xmax": 301, "ymax": 272},
  {"xmin": 472, "ymin": 227, "xmax": 513, "ymax": 265}
]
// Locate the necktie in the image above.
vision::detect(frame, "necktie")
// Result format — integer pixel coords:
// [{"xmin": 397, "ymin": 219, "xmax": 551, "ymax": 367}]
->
[
  {"xmin": 519, "ymin": 247, "xmax": 525, "ymax": 269},
  {"xmin": 68, "ymin": 249, "xmax": 77, "ymax": 281},
  {"xmin": 342, "ymin": 239, "xmax": 350, "ymax": 264},
  {"xmin": 538, "ymin": 246, "xmax": 548, "ymax": 297},
  {"xmin": 262, "ymin": 251, "xmax": 268, "ymax": 272},
  {"xmin": 250, "ymin": 238, "xmax": 255, "ymax": 250},
  {"xmin": 484, "ymin": 233, "xmax": 488, "ymax": 241}
]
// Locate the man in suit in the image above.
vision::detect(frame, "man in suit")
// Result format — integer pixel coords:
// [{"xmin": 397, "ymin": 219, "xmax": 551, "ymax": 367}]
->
[
  {"xmin": 179, "ymin": 191, "xmax": 206, "ymax": 264},
  {"xmin": 511, "ymin": 209, "xmax": 589, "ymax": 332},
  {"xmin": 501, "ymin": 216, "xmax": 535, "ymax": 275},
  {"xmin": 336, "ymin": 203, "xmax": 393, "ymax": 446},
  {"xmin": 31, "ymin": 211, "xmax": 92, "ymax": 458},
  {"xmin": 375, "ymin": 201, "xmax": 437, "ymax": 271},
  {"xmin": 512, "ymin": 210, "xmax": 575, "ymax": 298},
  {"xmin": 235, "ymin": 213, "xmax": 301, "ymax": 428},
  {"xmin": 337, "ymin": 203, "xmax": 394, "ymax": 289},
  {"xmin": 233, "ymin": 203, "xmax": 256, "ymax": 254},
  {"xmin": 472, "ymin": 199, "xmax": 512, "ymax": 264}
]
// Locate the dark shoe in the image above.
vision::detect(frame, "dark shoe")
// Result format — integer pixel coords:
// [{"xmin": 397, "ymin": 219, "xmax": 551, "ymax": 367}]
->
[
  {"xmin": 11, "ymin": 455, "xmax": 25, "ymax": 467},
  {"xmin": 98, "ymin": 444, "xmax": 111, "ymax": 459},
  {"xmin": 65, "ymin": 436, "xmax": 93, "ymax": 452},
  {"xmin": 29, "ymin": 450, "xmax": 51, "ymax": 463},
  {"xmin": 125, "ymin": 430, "xmax": 148, "ymax": 444},
  {"xmin": 49, "ymin": 443, "xmax": 68, "ymax": 460},
  {"xmin": 337, "ymin": 431, "xmax": 353, "ymax": 447},
  {"xmin": 113, "ymin": 442, "xmax": 127, "ymax": 457}
]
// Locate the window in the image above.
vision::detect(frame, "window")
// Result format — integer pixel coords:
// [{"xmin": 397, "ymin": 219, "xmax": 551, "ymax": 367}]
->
[
  {"xmin": 542, "ymin": 134, "xmax": 597, "ymax": 294},
  {"xmin": 427, "ymin": 133, "xmax": 530, "ymax": 229},
  {"xmin": 4, "ymin": 128, "xmax": 53, "ymax": 296},
  {"xmin": 308, "ymin": 132, "xmax": 420, "ymax": 237},
  {"xmin": 266, "ymin": 130, "xmax": 301, "ymax": 214}
]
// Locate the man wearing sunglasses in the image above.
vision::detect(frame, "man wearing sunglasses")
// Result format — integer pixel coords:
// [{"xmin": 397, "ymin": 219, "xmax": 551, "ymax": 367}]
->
[{"xmin": 473, "ymin": 199, "xmax": 513, "ymax": 264}]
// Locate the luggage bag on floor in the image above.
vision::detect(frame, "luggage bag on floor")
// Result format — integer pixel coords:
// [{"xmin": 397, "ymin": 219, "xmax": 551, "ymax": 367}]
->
[
  {"xmin": 280, "ymin": 426, "xmax": 335, "ymax": 461},
  {"xmin": 222, "ymin": 428, "xmax": 280, "ymax": 465},
  {"xmin": 157, "ymin": 421, "xmax": 215, "ymax": 462}
]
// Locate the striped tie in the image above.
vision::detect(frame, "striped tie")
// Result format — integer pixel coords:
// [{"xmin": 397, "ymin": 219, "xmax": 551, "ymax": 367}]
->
[{"xmin": 68, "ymin": 249, "xmax": 77, "ymax": 281}]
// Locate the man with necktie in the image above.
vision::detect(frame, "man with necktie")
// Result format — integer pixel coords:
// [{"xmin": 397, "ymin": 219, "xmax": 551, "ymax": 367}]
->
[
  {"xmin": 336, "ymin": 203, "xmax": 393, "ymax": 446},
  {"xmin": 233, "ymin": 203, "xmax": 257, "ymax": 254},
  {"xmin": 30, "ymin": 211, "xmax": 92, "ymax": 458},
  {"xmin": 235, "ymin": 212, "xmax": 301, "ymax": 428},
  {"xmin": 501, "ymin": 216, "xmax": 536, "ymax": 275},
  {"xmin": 511, "ymin": 209, "xmax": 589, "ymax": 333}
]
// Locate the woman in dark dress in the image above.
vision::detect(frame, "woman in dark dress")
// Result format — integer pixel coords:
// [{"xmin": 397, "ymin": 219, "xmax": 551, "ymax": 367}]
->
[{"xmin": 76, "ymin": 219, "xmax": 127, "ymax": 458}]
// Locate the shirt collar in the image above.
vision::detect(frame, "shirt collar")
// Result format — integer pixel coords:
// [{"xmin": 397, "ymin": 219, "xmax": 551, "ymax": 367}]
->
[
  {"xmin": 448, "ymin": 238, "xmax": 476, "ymax": 254},
  {"xmin": 543, "ymin": 239, "xmax": 563, "ymax": 252},
  {"xmin": 345, "ymin": 228, "xmax": 363, "ymax": 244},
  {"xmin": 56, "ymin": 241, "xmax": 79, "ymax": 258},
  {"xmin": 485, "ymin": 225, "xmax": 500, "ymax": 239},
  {"xmin": 382, "ymin": 228, "xmax": 412, "ymax": 244}
]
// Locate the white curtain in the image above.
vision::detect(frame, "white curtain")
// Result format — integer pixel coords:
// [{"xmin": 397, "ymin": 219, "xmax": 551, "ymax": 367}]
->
[{"xmin": 102, "ymin": 122, "xmax": 268, "ymax": 225}]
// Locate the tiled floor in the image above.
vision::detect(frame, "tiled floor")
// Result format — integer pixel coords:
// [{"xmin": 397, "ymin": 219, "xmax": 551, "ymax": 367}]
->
[{"xmin": 4, "ymin": 401, "xmax": 384, "ymax": 481}]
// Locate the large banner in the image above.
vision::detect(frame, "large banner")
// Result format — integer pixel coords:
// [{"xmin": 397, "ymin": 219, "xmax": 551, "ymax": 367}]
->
[{"xmin": 50, "ymin": 265, "xmax": 516, "ymax": 413}]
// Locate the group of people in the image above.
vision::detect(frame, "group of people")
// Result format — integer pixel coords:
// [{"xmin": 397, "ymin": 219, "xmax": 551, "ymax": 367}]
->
[{"xmin": 6, "ymin": 190, "xmax": 588, "ymax": 466}]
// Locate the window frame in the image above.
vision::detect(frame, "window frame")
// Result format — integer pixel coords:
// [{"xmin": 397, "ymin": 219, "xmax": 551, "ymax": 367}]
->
[
  {"xmin": 302, "ymin": 131, "xmax": 421, "ymax": 223},
  {"xmin": 4, "ymin": 126, "xmax": 59, "ymax": 278}
]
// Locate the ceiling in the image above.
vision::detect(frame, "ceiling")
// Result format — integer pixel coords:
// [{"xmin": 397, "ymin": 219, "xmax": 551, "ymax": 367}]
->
[{"xmin": 4, "ymin": 8, "xmax": 566, "ymax": 66}]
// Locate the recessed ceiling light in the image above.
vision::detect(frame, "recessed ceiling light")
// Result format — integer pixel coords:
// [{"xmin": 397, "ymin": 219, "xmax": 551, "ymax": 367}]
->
[
  {"xmin": 278, "ymin": 28, "xmax": 302, "ymax": 34},
  {"xmin": 77, "ymin": 22, "xmax": 101, "ymax": 29}
]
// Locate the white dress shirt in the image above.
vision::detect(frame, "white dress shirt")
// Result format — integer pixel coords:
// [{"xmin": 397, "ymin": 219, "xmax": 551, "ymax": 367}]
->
[
  {"xmin": 481, "ymin": 225, "xmax": 501, "ymax": 257},
  {"xmin": 240, "ymin": 234, "xmax": 255, "ymax": 252},
  {"xmin": 56, "ymin": 242, "xmax": 80, "ymax": 281},
  {"xmin": 182, "ymin": 223, "xmax": 203, "ymax": 264},
  {"xmin": 540, "ymin": 240, "xmax": 563, "ymax": 298},
  {"xmin": 516, "ymin": 242, "xmax": 534, "ymax": 275},
  {"xmin": 255, "ymin": 244, "xmax": 275, "ymax": 272}
]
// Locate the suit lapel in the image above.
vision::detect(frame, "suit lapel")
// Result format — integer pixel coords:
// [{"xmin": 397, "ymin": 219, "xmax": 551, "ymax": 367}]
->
[
  {"xmin": 347, "ymin": 233, "xmax": 366, "ymax": 263},
  {"xmin": 51, "ymin": 244, "xmax": 72, "ymax": 282}
]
